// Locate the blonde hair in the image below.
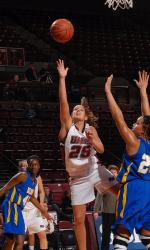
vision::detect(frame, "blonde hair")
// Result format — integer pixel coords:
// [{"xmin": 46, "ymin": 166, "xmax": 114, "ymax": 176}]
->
[{"xmin": 81, "ymin": 97, "xmax": 98, "ymax": 128}]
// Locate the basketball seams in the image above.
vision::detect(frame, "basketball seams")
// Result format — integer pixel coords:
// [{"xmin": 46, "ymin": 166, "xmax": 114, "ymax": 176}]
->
[{"xmin": 50, "ymin": 18, "xmax": 74, "ymax": 43}]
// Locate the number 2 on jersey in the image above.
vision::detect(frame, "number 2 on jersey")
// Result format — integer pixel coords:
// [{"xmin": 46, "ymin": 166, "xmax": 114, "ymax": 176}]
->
[
  {"xmin": 138, "ymin": 153, "xmax": 150, "ymax": 174},
  {"xmin": 69, "ymin": 145, "xmax": 91, "ymax": 158}
]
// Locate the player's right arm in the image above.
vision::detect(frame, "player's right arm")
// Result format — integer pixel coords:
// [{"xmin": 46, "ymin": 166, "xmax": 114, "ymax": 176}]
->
[
  {"xmin": 56, "ymin": 59, "xmax": 72, "ymax": 132},
  {"xmin": 30, "ymin": 196, "xmax": 53, "ymax": 221},
  {"xmin": 37, "ymin": 175, "xmax": 45, "ymax": 204},
  {"xmin": 105, "ymin": 75, "xmax": 140, "ymax": 156},
  {"xmin": 0, "ymin": 173, "xmax": 27, "ymax": 197},
  {"xmin": 134, "ymin": 70, "xmax": 150, "ymax": 115}
]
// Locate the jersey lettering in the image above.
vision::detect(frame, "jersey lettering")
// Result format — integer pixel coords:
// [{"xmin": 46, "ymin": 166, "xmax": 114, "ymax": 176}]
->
[
  {"xmin": 23, "ymin": 195, "xmax": 30, "ymax": 206},
  {"xmin": 26, "ymin": 187, "xmax": 34, "ymax": 195},
  {"xmin": 70, "ymin": 136, "xmax": 88, "ymax": 144},
  {"xmin": 138, "ymin": 154, "xmax": 150, "ymax": 174}
]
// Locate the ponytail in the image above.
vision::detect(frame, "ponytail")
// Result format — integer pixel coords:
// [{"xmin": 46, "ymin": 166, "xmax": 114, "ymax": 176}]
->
[{"xmin": 81, "ymin": 97, "xmax": 98, "ymax": 128}]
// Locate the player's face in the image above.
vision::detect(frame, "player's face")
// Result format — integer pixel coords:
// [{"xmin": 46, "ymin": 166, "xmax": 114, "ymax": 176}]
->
[
  {"xmin": 29, "ymin": 160, "xmax": 40, "ymax": 176},
  {"xmin": 132, "ymin": 116, "xmax": 144, "ymax": 137},
  {"xmin": 110, "ymin": 169, "xmax": 118, "ymax": 177},
  {"xmin": 21, "ymin": 160, "xmax": 28, "ymax": 171},
  {"xmin": 18, "ymin": 160, "xmax": 28, "ymax": 172},
  {"xmin": 72, "ymin": 105, "xmax": 86, "ymax": 122}
]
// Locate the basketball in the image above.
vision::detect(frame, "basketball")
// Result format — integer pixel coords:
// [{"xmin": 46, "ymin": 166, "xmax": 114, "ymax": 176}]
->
[{"xmin": 50, "ymin": 18, "xmax": 74, "ymax": 44}]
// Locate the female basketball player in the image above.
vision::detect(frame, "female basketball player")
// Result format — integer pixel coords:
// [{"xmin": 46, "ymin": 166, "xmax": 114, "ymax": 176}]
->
[
  {"xmin": 57, "ymin": 59, "xmax": 106, "ymax": 250},
  {"xmin": 20, "ymin": 156, "xmax": 48, "ymax": 250},
  {"xmin": 105, "ymin": 70, "xmax": 150, "ymax": 250},
  {"xmin": 0, "ymin": 156, "xmax": 52, "ymax": 250}
]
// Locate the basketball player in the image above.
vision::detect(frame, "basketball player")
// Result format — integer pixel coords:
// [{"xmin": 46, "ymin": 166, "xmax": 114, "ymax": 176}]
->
[
  {"xmin": 105, "ymin": 70, "xmax": 150, "ymax": 250},
  {"xmin": 57, "ymin": 59, "xmax": 118, "ymax": 250},
  {"xmin": 0, "ymin": 157, "xmax": 52, "ymax": 250},
  {"xmin": 134, "ymin": 70, "xmax": 150, "ymax": 117},
  {"xmin": 19, "ymin": 156, "xmax": 48, "ymax": 250}
]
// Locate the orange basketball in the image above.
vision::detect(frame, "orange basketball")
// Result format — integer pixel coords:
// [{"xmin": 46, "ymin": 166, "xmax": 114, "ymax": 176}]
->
[{"xmin": 50, "ymin": 18, "xmax": 74, "ymax": 44}]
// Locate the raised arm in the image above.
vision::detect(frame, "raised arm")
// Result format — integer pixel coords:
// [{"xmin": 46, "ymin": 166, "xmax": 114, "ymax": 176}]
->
[
  {"xmin": 105, "ymin": 75, "xmax": 139, "ymax": 155},
  {"xmin": 56, "ymin": 59, "xmax": 72, "ymax": 130},
  {"xmin": 134, "ymin": 70, "xmax": 150, "ymax": 115},
  {"xmin": 0, "ymin": 173, "xmax": 27, "ymax": 197}
]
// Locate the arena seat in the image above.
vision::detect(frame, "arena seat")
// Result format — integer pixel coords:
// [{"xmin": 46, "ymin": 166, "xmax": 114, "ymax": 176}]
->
[{"xmin": 58, "ymin": 220, "xmax": 76, "ymax": 250}]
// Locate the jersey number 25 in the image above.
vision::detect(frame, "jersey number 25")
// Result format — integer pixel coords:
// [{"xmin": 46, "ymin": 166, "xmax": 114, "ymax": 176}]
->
[{"xmin": 69, "ymin": 145, "xmax": 91, "ymax": 158}]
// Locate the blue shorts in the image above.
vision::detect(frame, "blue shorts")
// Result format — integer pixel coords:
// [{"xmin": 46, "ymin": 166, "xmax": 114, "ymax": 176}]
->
[
  {"xmin": 2, "ymin": 199, "xmax": 25, "ymax": 235},
  {"xmin": 112, "ymin": 179, "xmax": 150, "ymax": 234}
]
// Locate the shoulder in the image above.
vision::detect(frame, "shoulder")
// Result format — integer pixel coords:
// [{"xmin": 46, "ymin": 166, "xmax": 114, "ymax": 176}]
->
[
  {"xmin": 88, "ymin": 126, "xmax": 98, "ymax": 133},
  {"xmin": 139, "ymin": 137, "xmax": 150, "ymax": 151},
  {"xmin": 125, "ymin": 138, "xmax": 147, "ymax": 158},
  {"xmin": 15, "ymin": 172, "xmax": 28, "ymax": 182},
  {"xmin": 37, "ymin": 175, "xmax": 43, "ymax": 184}
]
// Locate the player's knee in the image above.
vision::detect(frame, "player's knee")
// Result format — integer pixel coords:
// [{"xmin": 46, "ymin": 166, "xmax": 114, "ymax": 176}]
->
[
  {"xmin": 14, "ymin": 241, "xmax": 24, "ymax": 250},
  {"xmin": 74, "ymin": 214, "xmax": 85, "ymax": 226},
  {"xmin": 140, "ymin": 235, "xmax": 150, "ymax": 249},
  {"xmin": 38, "ymin": 231, "xmax": 47, "ymax": 240},
  {"xmin": 14, "ymin": 236, "xmax": 25, "ymax": 249},
  {"xmin": 113, "ymin": 233, "xmax": 129, "ymax": 250}
]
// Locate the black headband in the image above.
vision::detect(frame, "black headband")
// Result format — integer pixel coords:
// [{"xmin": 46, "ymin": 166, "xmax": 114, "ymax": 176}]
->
[{"xmin": 27, "ymin": 155, "xmax": 40, "ymax": 166}]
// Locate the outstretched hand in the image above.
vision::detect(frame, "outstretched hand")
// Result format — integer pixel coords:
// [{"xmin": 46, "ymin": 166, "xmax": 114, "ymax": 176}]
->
[
  {"xmin": 56, "ymin": 59, "xmax": 69, "ymax": 78},
  {"xmin": 105, "ymin": 74, "xmax": 113, "ymax": 93},
  {"xmin": 134, "ymin": 70, "xmax": 149, "ymax": 90}
]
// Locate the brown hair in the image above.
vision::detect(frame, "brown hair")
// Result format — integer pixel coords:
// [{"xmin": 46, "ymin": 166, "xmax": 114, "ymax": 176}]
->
[
  {"xmin": 81, "ymin": 97, "xmax": 98, "ymax": 128},
  {"xmin": 108, "ymin": 164, "xmax": 119, "ymax": 173}
]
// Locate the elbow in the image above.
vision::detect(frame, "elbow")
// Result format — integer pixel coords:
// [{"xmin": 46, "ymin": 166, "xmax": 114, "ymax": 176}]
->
[
  {"xmin": 101, "ymin": 147, "xmax": 104, "ymax": 154},
  {"xmin": 98, "ymin": 144, "xmax": 104, "ymax": 154},
  {"xmin": 1, "ymin": 187, "xmax": 8, "ymax": 196}
]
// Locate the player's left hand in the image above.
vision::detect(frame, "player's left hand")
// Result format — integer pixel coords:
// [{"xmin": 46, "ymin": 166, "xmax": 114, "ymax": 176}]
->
[
  {"xmin": 42, "ymin": 210, "xmax": 54, "ymax": 222},
  {"xmin": 85, "ymin": 126, "xmax": 98, "ymax": 144},
  {"xmin": 40, "ymin": 202, "xmax": 48, "ymax": 211},
  {"xmin": 105, "ymin": 74, "xmax": 113, "ymax": 93},
  {"xmin": 134, "ymin": 70, "xmax": 149, "ymax": 90},
  {"xmin": 56, "ymin": 59, "xmax": 69, "ymax": 78}
]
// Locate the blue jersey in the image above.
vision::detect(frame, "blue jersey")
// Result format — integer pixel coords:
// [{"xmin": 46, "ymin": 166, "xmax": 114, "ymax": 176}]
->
[
  {"xmin": 2, "ymin": 171, "xmax": 36, "ymax": 235},
  {"xmin": 117, "ymin": 138, "xmax": 150, "ymax": 184},
  {"xmin": 113, "ymin": 138, "xmax": 150, "ymax": 234},
  {"xmin": 5, "ymin": 171, "xmax": 36, "ymax": 209}
]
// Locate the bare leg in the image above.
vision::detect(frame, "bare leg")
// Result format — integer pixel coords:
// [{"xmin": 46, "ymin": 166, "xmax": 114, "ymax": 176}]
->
[
  {"xmin": 3, "ymin": 235, "xmax": 15, "ymax": 250},
  {"xmin": 28, "ymin": 233, "xmax": 35, "ymax": 249},
  {"xmin": 113, "ymin": 225, "xmax": 130, "ymax": 250},
  {"xmin": 37, "ymin": 230, "xmax": 48, "ymax": 249},
  {"xmin": 140, "ymin": 228, "xmax": 150, "ymax": 250},
  {"xmin": 72, "ymin": 204, "xmax": 86, "ymax": 250},
  {"xmin": 14, "ymin": 235, "xmax": 25, "ymax": 250},
  {"xmin": 141, "ymin": 228, "xmax": 150, "ymax": 236}
]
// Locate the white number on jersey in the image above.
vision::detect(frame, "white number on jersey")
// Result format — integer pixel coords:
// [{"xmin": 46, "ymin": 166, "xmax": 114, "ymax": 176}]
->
[
  {"xmin": 138, "ymin": 154, "xmax": 150, "ymax": 174},
  {"xmin": 23, "ymin": 195, "xmax": 30, "ymax": 206}
]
